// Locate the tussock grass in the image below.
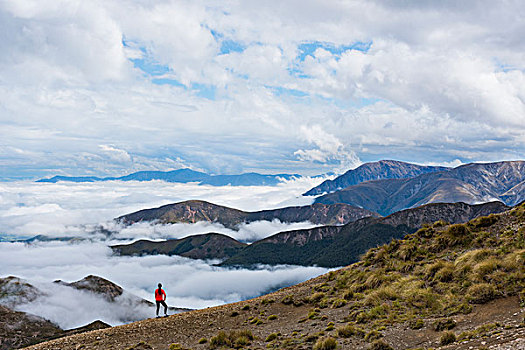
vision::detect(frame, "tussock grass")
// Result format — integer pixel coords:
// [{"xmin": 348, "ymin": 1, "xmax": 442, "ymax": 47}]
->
[
  {"xmin": 439, "ymin": 331, "xmax": 456, "ymax": 345},
  {"xmin": 277, "ymin": 205, "xmax": 525, "ymax": 348},
  {"xmin": 312, "ymin": 205, "xmax": 524, "ymax": 328},
  {"xmin": 209, "ymin": 329, "xmax": 254, "ymax": 349},
  {"xmin": 313, "ymin": 337, "xmax": 337, "ymax": 350}
]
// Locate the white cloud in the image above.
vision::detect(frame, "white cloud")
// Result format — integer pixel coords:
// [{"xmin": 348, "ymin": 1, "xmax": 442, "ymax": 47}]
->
[
  {"xmin": 294, "ymin": 125, "xmax": 362, "ymax": 173},
  {"xmin": 0, "ymin": 241, "xmax": 328, "ymax": 328},
  {"xmin": 0, "ymin": 180, "xmax": 329, "ymax": 328},
  {"xmin": 0, "ymin": 179, "xmax": 320, "ymax": 237},
  {"xmin": 0, "ymin": 0, "xmax": 524, "ymax": 178},
  {"xmin": 108, "ymin": 219, "xmax": 320, "ymax": 244},
  {"xmin": 99, "ymin": 145, "xmax": 132, "ymax": 164}
]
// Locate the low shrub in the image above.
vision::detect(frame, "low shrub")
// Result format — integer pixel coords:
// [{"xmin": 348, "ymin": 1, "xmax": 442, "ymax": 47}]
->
[
  {"xmin": 313, "ymin": 337, "xmax": 337, "ymax": 350},
  {"xmin": 369, "ymin": 340, "xmax": 394, "ymax": 350},
  {"xmin": 446, "ymin": 224, "xmax": 470, "ymax": 237},
  {"xmin": 267, "ymin": 314, "xmax": 277, "ymax": 320},
  {"xmin": 472, "ymin": 214, "xmax": 498, "ymax": 228},
  {"xmin": 439, "ymin": 331, "xmax": 456, "ymax": 345},
  {"xmin": 198, "ymin": 338, "xmax": 207, "ymax": 344},
  {"xmin": 281, "ymin": 295, "xmax": 294, "ymax": 305},
  {"xmin": 364, "ymin": 330, "xmax": 382, "ymax": 342},
  {"xmin": 331, "ymin": 298, "xmax": 347, "ymax": 308},
  {"xmin": 408, "ymin": 318, "xmax": 424, "ymax": 330},
  {"xmin": 265, "ymin": 333, "xmax": 278, "ymax": 342},
  {"xmin": 336, "ymin": 324, "xmax": 358, "ymax": 338},
  {"xmin": 467, "ymin": 283, "xmax": 497, "ymax": 304},
  {"xmin": 433, "ymin": 318, "xmax": 456, "ymax": 331}
]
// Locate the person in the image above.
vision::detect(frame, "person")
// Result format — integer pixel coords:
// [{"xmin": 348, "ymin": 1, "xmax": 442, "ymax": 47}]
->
[{"xmin": 155, "ymin": 283, "xmax": 168, "ymax": 317}]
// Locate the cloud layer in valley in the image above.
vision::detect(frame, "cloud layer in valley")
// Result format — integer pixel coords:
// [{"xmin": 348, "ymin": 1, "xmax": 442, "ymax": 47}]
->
[
  {"xmin": 0, "ymin": 179, "xmax": 329, "ymax": 328},
  {"xmin": 1, "ymin": 0, "xmax": 524, "ymax": 179},
  {"xmin": 1, "ymin": 240, "xmax": 328, "ymax": 329},
  {"xmin": 0, "ymin": 178, "xmax": 319, "ymax": 238}
]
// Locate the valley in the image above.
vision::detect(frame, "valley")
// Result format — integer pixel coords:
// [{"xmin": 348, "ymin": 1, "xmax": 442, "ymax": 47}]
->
[{"xmin": 22, "ymin": 200, "xmax": 525, "ymax": 350}]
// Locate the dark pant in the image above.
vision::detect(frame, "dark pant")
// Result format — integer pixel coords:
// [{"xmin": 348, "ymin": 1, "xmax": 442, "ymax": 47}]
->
[{"xmin": 156, "ymin": 300, "xmax": 167, "ymax": 315}]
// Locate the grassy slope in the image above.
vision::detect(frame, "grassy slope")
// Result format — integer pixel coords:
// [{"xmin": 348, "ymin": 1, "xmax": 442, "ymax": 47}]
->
[{"xmin": 25, "ymin": 204, "xmax": 525, "ymax": 350}]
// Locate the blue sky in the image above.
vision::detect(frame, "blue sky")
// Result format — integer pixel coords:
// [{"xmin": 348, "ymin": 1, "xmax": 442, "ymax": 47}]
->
[{"xmin": 0, "ymin": 0, "xmax": 524, "ymax": 179}]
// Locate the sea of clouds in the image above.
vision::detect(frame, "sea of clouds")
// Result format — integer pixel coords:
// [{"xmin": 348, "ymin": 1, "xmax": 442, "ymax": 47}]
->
[{"xmin": 0, "ymin": 177, "xmax": 332, "ymax": 328}]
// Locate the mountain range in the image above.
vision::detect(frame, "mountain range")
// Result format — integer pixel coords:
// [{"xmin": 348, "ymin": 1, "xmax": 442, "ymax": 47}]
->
[
  {"xmin": 113, "ymin": 201, "xmax": 509, "ymax": 268},
  {"xmin": 36, "ymin": 169, "xmax": 301, "ymax": 186},
  {"xmin": 303, "ymin": 160, "xmax": 448, "ymax": 196},
  {"xmin": 24, "ymin": 202, "xmax": 525, "ymax": 350},
  {"xmin": 219, "ymin": 201, "xmax": 509, "ymax": 267},
  {"xmin": 117, "ymin": 200, "xmax": 379, "ymax": 229},
  {"xmin": 314, "ymin": 160, "xmax": 525, "ymax": 216}
]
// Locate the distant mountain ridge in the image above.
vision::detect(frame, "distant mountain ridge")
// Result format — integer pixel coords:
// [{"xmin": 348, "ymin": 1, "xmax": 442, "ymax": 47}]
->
[
  {"xmin": 112, "ymin": 201, "xmax": 509, "ymax": 268},
  {"xmin": 315, "ymin": 160, "xmax": 525, "ymax": 215},
  {"xmin": 117, "ymin": 200, "xmax": 380, "ymax": 229},
  {"xmin": 111, "ymin": 233, "xmax": 247, "ymax": 260},
  {"xmin": 220, "ymin": 201, "xmax": 509, "ymax": 267},
  {"xmin": 304, "ymin": 160, "xmax": 449, "ymax": 196},
  {"xmin": 37, "ymin": 169, "xmax": 301, "ymax": 186}
]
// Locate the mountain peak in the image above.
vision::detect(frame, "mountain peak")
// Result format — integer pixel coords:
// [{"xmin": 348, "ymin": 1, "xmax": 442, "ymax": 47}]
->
[
  {"xmin": 304, "ymin": 160, "xmax": 449, "ymax": 196},
  {"xmin": 315, "ymin": 160, "xmax": 525, "ymax": 215}
]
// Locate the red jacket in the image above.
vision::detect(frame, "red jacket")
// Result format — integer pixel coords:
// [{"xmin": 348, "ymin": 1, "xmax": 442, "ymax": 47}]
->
[{"xmin": 155, "ymin": 288, "xmax": 166, "ymax": 301}]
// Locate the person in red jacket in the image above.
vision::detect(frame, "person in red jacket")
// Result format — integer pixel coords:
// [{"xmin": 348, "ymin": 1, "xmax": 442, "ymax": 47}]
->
[{"xmin": 155, "ymin": 283, "xmax": 168, "ymax": 317}]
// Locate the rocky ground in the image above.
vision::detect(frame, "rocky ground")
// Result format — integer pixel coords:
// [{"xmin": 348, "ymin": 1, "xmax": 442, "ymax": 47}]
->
[{"xmin": 22, "ymin": 276, "xmax": 524, "ymax": 350}]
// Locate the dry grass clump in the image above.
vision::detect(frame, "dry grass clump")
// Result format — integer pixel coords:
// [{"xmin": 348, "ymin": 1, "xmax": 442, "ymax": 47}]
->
[
  {"xmin": 457, "ymin": 322, "xmax": 499, "ymax": 341},
  {"xmin": 265, "ymin": 333, "xmax": 278, "ymax": 342},
  {"xmin": 408, "ymin": 318, "xmax": 424, "ymax": 329},
  {"xmin": 369, "ymin": 339, "xmax": 394, "ymax": 350},
  {"xmin": 433, "ymin": 318, "xmax": 456, "ymax": 331},
  {"xmin": 364, "ymin": 330, "xmax": 382, "ymax": 342},
  {"xmin": 209, "ymin": 329, "xmax": 254, "ymax": 349},
  {"xmin": 439, "ymin": 331, "xmax": 456, "ymax": 345},
  {"xmin": 309, "ymin": 207, "xmax": 525, "ymax": 331},
  {"xmin": 466, "ymin": 283, "xmax": 497, "ymax": 304},
  {"xmin": 313, "ymin": 337, "xmax": 337, "ymax": 350},
  {"xmin": 336, "ymin": 323, "xmax": 364, "ymax": 338}
]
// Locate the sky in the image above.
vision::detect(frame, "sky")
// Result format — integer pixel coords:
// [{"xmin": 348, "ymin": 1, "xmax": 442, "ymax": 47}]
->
[
  {"xmin": 0, "ymin": 0, "xmax": 524, "ymax": 179},
  {"xmin": 0, "ymin": 178, "xmax": 331, "ymax": 328}
]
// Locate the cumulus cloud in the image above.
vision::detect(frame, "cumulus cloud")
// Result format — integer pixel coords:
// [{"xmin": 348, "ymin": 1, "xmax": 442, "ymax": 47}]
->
[
  {"xmin": 294, "ymin": 125, "xmax": 361, "ymax": 173},
  {"xmin": 1, "ymin": 1, "xmax": 524, "ymax": 179}
]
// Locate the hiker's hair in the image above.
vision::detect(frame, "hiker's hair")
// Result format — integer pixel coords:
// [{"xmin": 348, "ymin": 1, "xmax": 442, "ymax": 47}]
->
[{"xmin": 158, "ymin": 283, "xmax": 162, "ymax": 288}]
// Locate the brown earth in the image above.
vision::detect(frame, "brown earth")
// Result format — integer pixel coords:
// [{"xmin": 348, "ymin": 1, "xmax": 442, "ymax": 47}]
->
[{"xmin": 22, "ymin": 274, "xmax": 524, "ymax": 350}]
